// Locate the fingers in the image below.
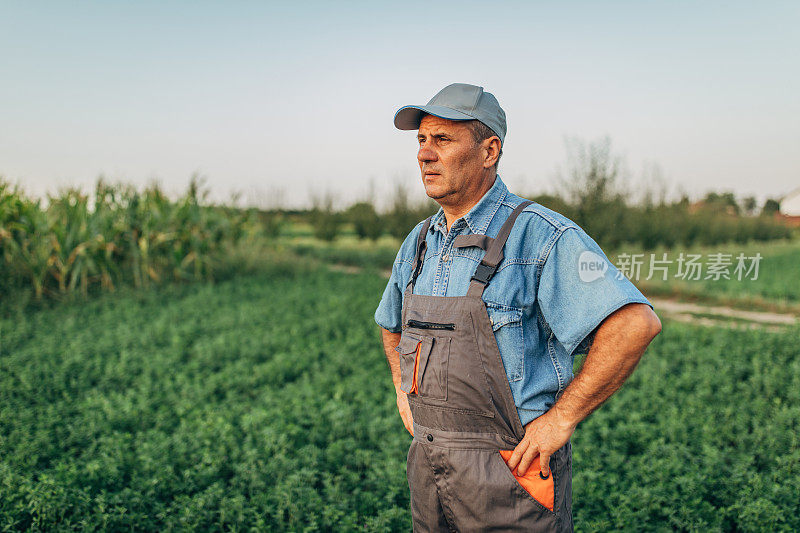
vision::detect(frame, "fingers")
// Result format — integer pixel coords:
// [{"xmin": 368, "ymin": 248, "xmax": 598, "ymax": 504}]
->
[
  {"xmin": 517, "ymin": 444, "xmax": 539, "ymax": 476},
  {"xmin": 508, "ymin": 440, "xmax": 528, "ymax": 470},
  {"xmin": 397, "ymin": 393, "xmax": 414, "ymax": 436},
  {"xmin": 509, "ymin": 440, "xmax": 538, "ymax": 476},
  {"xmin": 538, "ymin": 450, "xmax": 551, "ymax": 478}
]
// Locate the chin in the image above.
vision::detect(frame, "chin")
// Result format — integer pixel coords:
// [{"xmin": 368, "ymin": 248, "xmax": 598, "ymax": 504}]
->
[
  {"xmin": 424, "ymin": 186, "xmax": 451, "ymax": 201},
  {"xmin": 422, "ymin": 175, "xmax": 453, "ymax": 200},
  {"xmin": 422, "ymin": 183, "xmax": 440, "ymax": 196}
]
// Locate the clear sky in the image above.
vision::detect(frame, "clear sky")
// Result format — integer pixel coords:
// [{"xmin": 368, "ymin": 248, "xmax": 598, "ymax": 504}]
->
[{"xmin": 1, "ymin": 1, "xmax": 798, "ymax": 209}]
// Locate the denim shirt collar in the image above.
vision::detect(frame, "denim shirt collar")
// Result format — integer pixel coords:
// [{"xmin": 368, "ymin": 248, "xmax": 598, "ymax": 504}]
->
[{"xmin": 430, "ymin": 174, "xmax": 508, "ymax": 236}]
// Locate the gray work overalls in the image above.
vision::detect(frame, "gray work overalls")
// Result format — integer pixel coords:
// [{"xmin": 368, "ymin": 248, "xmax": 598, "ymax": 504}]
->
[{"xmin": 396, "ymin": 201, "xmax": 573, "ymax": 532}]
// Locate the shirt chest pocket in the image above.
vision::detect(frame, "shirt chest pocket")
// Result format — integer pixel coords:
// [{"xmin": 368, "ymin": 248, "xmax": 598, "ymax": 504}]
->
[{"xmin": 486, "ymin": 303, "xmax": 525, "ymax": 383}]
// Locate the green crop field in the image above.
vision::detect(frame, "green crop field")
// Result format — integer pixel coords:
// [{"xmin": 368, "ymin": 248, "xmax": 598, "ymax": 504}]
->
[{"xmin": 2, "ymin": 265, "xmax": 799, "ymax": 531}]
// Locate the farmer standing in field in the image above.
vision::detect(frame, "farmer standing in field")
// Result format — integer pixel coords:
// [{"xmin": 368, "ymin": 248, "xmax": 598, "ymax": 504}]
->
[{"xmin": 375, "ymin": 83, "xmax": 662, "ymax": 531}]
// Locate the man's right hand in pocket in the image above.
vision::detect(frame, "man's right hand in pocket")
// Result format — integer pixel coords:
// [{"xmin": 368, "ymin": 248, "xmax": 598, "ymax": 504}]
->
[{"xmin": 396, "ymin": 386, "xmax": 414, "ymax": 436}]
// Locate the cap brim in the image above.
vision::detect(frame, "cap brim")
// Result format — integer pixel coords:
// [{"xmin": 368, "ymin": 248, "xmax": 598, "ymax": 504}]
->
[{"xmin": 393, "ymin": 105, "xmax": 475, "ymax": 130}]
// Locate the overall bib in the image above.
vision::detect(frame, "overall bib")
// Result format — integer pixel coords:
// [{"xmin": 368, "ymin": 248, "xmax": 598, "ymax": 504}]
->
[{"xmin": 397, "ymin": 201, "xmax": 573, "ymax": 532}]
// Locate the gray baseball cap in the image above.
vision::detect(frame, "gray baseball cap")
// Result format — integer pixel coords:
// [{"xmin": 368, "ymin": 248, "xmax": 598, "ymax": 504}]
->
[{"xmin": 394, "ymin": 83, "xmax": 507, "ymax": 145}]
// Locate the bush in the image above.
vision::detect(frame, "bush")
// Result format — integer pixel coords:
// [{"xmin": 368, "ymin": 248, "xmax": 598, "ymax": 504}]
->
[
  {"xmin": 309, "ymin": 192, "xmax": 342, "ymax": 242},
  {"xmin": 346, "ymin": 202, "xmax": 382, "ymax": 241}
]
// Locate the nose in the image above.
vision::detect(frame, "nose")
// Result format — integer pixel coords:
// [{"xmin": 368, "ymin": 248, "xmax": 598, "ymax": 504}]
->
[{"xmin": 417, "ymin": 142, "xmax": 437, "ymax": 164}]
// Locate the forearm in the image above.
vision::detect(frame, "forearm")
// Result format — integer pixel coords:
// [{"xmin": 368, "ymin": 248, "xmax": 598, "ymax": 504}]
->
[
  {"xmin": 380, "ymin": 327, "xmax": 403, "ymax": 391},
  {"xmin": 552, "ymin": 303, "xmax": 661, "ymax": 429}
]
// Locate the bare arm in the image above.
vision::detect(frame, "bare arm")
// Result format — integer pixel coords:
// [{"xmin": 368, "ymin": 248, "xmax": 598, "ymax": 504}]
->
[
  {"xmin": 508, "ymin": 302, "xmax": 662, "ymax": 476},
  {"xmin": 380, "ymin": 327, "xmax": 415, "ymax": 436},
  {"xmin": 553, "ymin": 302, "xmax": 661, "ymax": 426},
  {"xmin": 380, "ymin": 327, "xmax": 402, "ymax": 389}
]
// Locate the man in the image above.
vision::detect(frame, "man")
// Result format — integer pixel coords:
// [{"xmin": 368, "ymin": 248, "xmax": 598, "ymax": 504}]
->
[{"xmin": 375, "ymin": 83, "xmax": 662, "ymax": 532}]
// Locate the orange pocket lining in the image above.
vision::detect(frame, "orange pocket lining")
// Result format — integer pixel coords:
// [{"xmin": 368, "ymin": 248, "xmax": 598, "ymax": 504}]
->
[
  {"xmin": 498, "ymin": 449, "xmax": 554, "ymax": 512},
  {"xmin": 400, "ymin": 341, "xmax": 421, "ymax": 395},
  {"xmin": 409, "ymin": 342, "xmax": 421, "ymax": 394}
]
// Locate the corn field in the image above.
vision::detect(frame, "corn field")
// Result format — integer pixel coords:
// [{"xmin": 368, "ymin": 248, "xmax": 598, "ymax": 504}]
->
[{"xmin": 0, "ymin": 177, "xmax": 259, "ymax": 301}]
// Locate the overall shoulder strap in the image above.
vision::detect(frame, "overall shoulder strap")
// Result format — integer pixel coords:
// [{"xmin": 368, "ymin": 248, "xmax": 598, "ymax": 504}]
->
[
  {"xmin": 406, "ymin": 216, "xmax": 432, "ymax": 294},
  {"xmin": 467, "ymin": 200, "xmax": 533, "ymax": 298}
]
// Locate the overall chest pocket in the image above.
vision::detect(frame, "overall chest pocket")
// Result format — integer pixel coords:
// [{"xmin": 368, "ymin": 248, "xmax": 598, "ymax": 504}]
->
[
  {"xmin": 396, "ymin": 331, "xmax": 450, "ymax": 401},
  {"xmin": 486, "ymin": 303, "xmax": 525, "ymax": 383}
]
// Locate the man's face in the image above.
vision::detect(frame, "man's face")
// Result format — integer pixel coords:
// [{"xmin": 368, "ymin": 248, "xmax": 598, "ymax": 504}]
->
[{"xmin": 416, "ymin": 114, "xmax": 486, "ymax": 203}]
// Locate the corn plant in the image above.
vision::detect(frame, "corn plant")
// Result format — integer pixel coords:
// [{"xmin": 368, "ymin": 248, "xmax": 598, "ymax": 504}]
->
[{"xmin": 0, "ymin": 176, "xmax": 258, "ymax": 301}]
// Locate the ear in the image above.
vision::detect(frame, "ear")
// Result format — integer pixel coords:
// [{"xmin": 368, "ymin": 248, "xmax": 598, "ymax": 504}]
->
[{"xmin": 482, "ymin": 137, "xmax": 502, "ymax": 169}]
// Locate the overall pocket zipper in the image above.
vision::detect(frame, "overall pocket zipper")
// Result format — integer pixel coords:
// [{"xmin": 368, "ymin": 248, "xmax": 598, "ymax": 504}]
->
[{"xmin": 406, "ymin": 319, "xmax": 455, "ymax": 330}]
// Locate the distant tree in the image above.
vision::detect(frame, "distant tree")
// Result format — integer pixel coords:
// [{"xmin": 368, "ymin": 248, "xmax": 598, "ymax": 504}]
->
[
  {"xmin": 346, "ymin": 201, "xmax": 382, "ymax": 241},
  {"xmin": 556, "ymin": 135, "xmax": 627, "ymax": 247},
  {"xmin": 742, "ymin": 196, "xmax": 757, "ymax": 216},
  {"xmin": 761, "ymin": 198, "xmax": 781, "ymax": 216},
  {"xmin": 309, "ymin": 192, "xmax": 342, "ymax": 241},
  {"xmin": 702, "ymin": 191, "xmax": 740, "ymax": 215},
  {"xmin": 385, "ymin": 183, "xmax": 417, "ymax": 240},
  {"xmin": 638, "ymin": 161, "xmax": 669, "ymax": 207},
  {"xmin": 559, "ymin": 136, "xmax": 622, "ymax": 206}
]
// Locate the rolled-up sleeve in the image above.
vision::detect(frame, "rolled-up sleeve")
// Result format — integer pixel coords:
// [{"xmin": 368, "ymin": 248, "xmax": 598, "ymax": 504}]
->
[{"xmin": 537, "ymin": 226, "xmax": 653, "ymax": 356}]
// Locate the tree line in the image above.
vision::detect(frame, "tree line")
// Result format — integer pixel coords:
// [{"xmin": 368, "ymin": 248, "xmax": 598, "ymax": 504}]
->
[
  {"xmin": 298, "ymin": 137, "xmax": 793, "ymax": 248},
  {"xmin": 1, "ymin": 137, "xmax": 793, "ymax": 302}
]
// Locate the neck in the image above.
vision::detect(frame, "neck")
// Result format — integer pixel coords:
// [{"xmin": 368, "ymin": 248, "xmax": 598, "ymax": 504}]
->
[{"xmin": 441, "ymin": 173, "xmax": 496, "ymax": 231}]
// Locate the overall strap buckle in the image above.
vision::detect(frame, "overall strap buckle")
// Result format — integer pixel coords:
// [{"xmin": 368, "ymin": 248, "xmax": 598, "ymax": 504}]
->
[{"xmin": 470, "ymin": 261, "xmax": 496, "ymax": 286}]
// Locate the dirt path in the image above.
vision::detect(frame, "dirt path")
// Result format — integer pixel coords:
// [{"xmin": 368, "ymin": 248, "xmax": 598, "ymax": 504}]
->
[
  {"xmin": 649, "ymin": 298, "xmax": 797, "ymax": 331},
  {"xmin": 650, "ymin": 298, "xmax": 797, "ymax": 325}
]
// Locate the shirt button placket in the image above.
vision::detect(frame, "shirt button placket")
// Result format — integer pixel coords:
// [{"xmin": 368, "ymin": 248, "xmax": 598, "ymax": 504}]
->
[{"xmin": 440, "ymin": 223, "xmax": 460, "ymax": 294}]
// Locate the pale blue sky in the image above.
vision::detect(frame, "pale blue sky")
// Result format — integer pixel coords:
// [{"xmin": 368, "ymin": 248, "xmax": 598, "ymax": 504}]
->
[{"xmin": 1, "ymin": 1, "xmax": 798, "ymax": 208}]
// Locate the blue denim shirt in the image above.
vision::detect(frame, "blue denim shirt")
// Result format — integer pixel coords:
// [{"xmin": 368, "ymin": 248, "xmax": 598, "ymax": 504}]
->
[{"xmin": 375, "ymin": 175, "xmax": 653, "ymax": 426}]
